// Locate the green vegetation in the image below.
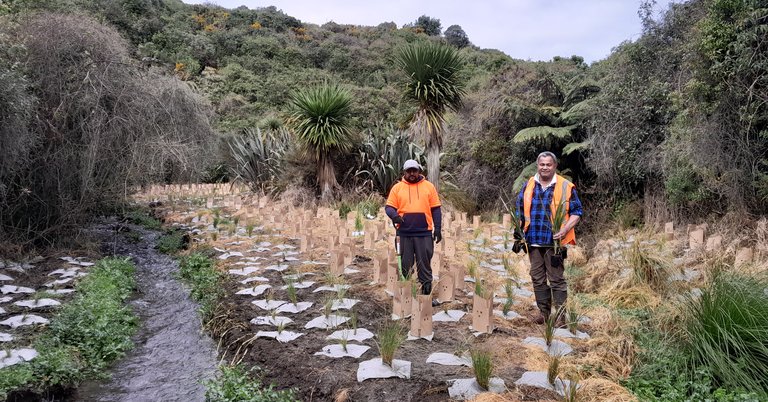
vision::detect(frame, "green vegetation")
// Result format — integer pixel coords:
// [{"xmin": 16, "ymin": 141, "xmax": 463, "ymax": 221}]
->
[
  {"xmin": 204, "ymin": 365, "xmax": 297, "ymax": 402},
  {"xmin": 178, "ymin": 252, "xmax": 222, "ymax": 320},
  {"xmin": 156, "ymin": 230, "xmax": 187, "ymax": 254},
  {"xmin": 377, "ymin": 320, "xmax": 406, "ymax": 367},
  {"xmin": 125, "ymin": 208, "xmax": 162, "ymax": 230},
  {"xmin": 0, "ymin": 257, "xmax": 137, "ymax": 398},
  {"xmin": 625, "ymin": 271, "xmax": 767, "ymax": 401},
  {"xmin": 470, "ymin": 348, "xmax": 493, "ymax": 390}
]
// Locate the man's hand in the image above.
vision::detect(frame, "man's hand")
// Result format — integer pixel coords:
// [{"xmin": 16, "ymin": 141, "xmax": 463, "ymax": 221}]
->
[
  {"xmin": 433, "ymin": 230, "xmax": 442, "ymax": 244},
  {"xmin": 553, "ymin": 228, "xmax": 568, "ymax": 240},
  {"xmin": 392, "ymin": 215, "xmax": 404, "ymax": 227}
]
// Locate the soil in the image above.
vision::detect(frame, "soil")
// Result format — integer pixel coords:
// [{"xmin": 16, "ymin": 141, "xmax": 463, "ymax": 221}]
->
[{"xmin": 207, "ymin": 232, "xmax": 563, "ymax": 402}]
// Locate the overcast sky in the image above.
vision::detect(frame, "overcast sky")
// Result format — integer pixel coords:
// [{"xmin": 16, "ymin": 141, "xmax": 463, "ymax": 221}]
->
[{"xmin": 181, "ymin": 0, "xmax": 679, "ymax": 64}]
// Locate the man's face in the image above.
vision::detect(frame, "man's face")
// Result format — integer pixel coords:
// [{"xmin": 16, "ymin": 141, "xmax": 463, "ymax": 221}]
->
[
  {"xmin": 537, "ymin": 156, "xmax": 557, "ymax": 181},
  {"xmin": 404, "ymin": 168, "xmax": 421, "ymax": 183}
]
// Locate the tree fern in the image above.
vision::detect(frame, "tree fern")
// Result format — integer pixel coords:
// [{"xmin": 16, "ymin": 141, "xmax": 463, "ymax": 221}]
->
[{"xmin": 512, "ymin": 125, "xmax": 576, "ymax": 144}]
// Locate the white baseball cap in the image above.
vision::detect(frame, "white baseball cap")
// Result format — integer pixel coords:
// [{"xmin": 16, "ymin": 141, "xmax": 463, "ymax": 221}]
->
[{"xmin": 403, "ymin": 159, "xmax": 422, "ymax": 170}]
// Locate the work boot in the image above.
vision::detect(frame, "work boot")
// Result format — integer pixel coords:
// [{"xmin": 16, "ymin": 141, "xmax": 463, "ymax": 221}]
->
[
  {"xmin": 421, "ymin": 281, "xmax": 432, "ymax": 295},
  {"xmin": 533, "ymin": 290, "xmax": 552, "ymax": 325},
  {"xmin": 552, "ymin": 290, "xmax": 568, "ymax": 328}
]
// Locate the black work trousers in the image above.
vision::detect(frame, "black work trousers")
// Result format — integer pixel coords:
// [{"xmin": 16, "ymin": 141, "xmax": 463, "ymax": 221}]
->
[{"xmin": 399, "ymin": 235, "xmax": 434, "ymax": 285}]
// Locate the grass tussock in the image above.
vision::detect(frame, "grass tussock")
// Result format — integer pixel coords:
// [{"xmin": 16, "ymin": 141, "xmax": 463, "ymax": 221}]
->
[
  {"xmin": 377, "ymin": 320, "xmax": 406, "ymax": 367},
  {"xmin": 626, "ymin": 238, "xmax": 672, "ymax": 292},
  {"xmin": 683, "ymin": 272, "xmax": 768, "ymax": 397},
  {"xmin": 470, "ymin": 348, "xmax": 493, "ymax": 390}
]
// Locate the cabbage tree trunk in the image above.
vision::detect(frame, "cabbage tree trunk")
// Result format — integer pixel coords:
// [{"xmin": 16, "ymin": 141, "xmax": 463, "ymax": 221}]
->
[{"xmin": 318, "ymin": 153, "xmax": 337, "ymax": 203}]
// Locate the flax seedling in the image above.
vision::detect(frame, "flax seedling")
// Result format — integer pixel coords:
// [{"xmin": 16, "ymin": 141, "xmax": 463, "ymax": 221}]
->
[
  {"xmin": 470, "ymin": 348, "xmax": 493, "ymax": 390},
  {"xmin": 467, "ymin": 259, "xmax": 478, "ymax": 279},
  {"xmin": 377, "ymin": 320, "xmax": 406, "ymax": 367},
  {"xmin": 277, "ymin": 321, "xmax": 286, "ymax": 334},
  {"xmin": 349, "ymin": 310, "xmax": 358, "ymax": 334},
  {"xmin": 562, "ymin": 372, "xmax": 580, "ymax": 402},
  {"xmin": 567, "ymin": 301, "xmax": 581, "ymax": 335},
  {"xmin": 510, "ymin": 213, "xmax": 528, "ymax": 253},
  {"xmin": 213, "ymin": 216, "xmax": 220, "ymax": 229},
  {"xmin": 246, "ymin": 223, "xmax": 255, "ymax": 237},
  {"xmin": 354, "ymin": 210, "xmax": 363, "ymax": 233},
  {"xmin": 233, "ymin": 216, "xmax": 240, "ymax": 227},
  {"xmin": 550, "ymin": 200, "xmax": 568, "ymax": 256},
  {"xmin": 547, "ymin": 353, "xmax": 562, "ymax": 386},
  {"xmin": 340, "ymin": 333, "xmax": 349, "ymax": 353},
  {"xmin": 286, "ymin": 280, "xmax": 298, "ymax": 305},
  {"xmin": 322, "ymin": 295, "xmax": 334, "ymax": 318},
  {"xmin": 543, "ymin": 314, "xmax": 556, "ymax": 347},
  {"xmin": 210, "ymin": 232, "xmax": 218, "ymax": 242}
]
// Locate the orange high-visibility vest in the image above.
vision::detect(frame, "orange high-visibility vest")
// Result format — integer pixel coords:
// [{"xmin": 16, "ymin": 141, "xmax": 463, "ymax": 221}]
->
[{"xmin": 522, "ymin": 174, "xmax": 576, "ymax": 245}]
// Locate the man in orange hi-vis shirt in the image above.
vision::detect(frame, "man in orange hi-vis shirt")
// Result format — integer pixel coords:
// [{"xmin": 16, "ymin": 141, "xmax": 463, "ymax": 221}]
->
[{"xmin": 385, "ymin": 159, "xmax": 442, "ymax": 306}]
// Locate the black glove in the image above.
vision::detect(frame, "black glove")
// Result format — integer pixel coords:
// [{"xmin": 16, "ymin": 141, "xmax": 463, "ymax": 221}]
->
[
  {"xmin": 513, "ymin": 229, "xmax": 524, "ymax": 241},
  {"xmin": 392, "ymin": 215, "xmax": 404, "ymax": 227},
  {"xmin": 433, "ymin": 230, "xmax": 442, "ymax": 244}
]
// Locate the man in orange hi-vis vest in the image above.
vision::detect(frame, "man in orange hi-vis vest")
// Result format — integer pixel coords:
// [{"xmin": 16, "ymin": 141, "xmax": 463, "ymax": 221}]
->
[
  {"xmin": 385, "ymin": 159, "xmax": 442, "ymax": 307},
  {"xmin": 515, "ymin": 151, "xmax": 583, "ymax": 326}
]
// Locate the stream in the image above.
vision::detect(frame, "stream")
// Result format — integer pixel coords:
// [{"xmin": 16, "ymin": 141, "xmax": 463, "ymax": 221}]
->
[{"xmin": 74, "ymin": 219, "xmax": 218, "ymax": 402}]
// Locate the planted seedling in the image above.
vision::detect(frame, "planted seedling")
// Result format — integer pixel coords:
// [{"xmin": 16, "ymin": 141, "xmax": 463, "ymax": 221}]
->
[
  {"xmin": 547, "ymin": 353, "xmax": 562, "ymax": 386},
  {"xmin": 567, "ymin": 303, "xmax": 581, "ymax": 335},
  {"xmin": 377, "ymin": 320, "xmax": 406, "ymax": 367},
  {"xmin": 562, "ymin": 372, "xmax": 580, "ymax": 402},
  {"xmin": 210, "ymin": 232, "xmax": 218, "ymax": 242},
  {"xmin": 467, "ymin": 259, "xmax": 478, "ymax": 279},
  {"xmin": 339, "ymin": 333, "xmax": 349, "ymax": 353},
  {"xmin": 286, "ymin": 280, "xmax": 298, "ymax": 305},
  {"xmin": 470, "ymin": 348, "xmax": 493, "ymax": 390},
  {"xmin": 213, "ymin": 216, "xmax": 220, "ymax": 228},
  {"xmin": 233, "ymin": 216, "xmax": 240, "ymax": 227},
  {"xmin": 354, "ymin": 210, "xmax": 363, "ymax": 232},
  {"xmin": 322, "ymin": 295, "xmax": 334, "ymax": 318},
  {"xmin": 543, "ymin": 314, "xmax": 556, "ymax": 347},
  {"xmin": 246, "ymin": 223, "xmax": 255, "ymax": 237},
  {"xmin": 277, "ymin": 321, "xmax": 286, "ymax": 334},
  {"xmin": 349, "ymin": 310, "xmax": 358, "ymax": 334}
]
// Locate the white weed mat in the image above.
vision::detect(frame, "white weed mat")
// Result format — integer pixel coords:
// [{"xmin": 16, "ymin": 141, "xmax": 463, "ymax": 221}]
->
[
  {"xmin": 432, "ymin": 310, "xmax": 466, "ymax": 322},
  {"xmin": 447, "ymin": 378, "xmax": 506, "ymax": 400},
  {"xmin": 276, "ymin": 302, "xmax": 314, "ymax": 314},
  {"xmin": 326, "ymin": 328, "xmax": 374, "ymax": 342},
  {"xmin": 357, "ymin": 358, "xmax": 411, "ymax": 382},
  {"xmin": 13, "ymin": 299, "xmax": 61, "ymax": 308},
  {"xmin": 255, "ymin": 331, "xmax": 304, "ymax": 343},
  {"xmin": 514, "ymin": 371, "xmax": 576, "ymax": 396},
  {"xmin": 314, "ymin": 344, "xmax": 370, "ymax": 358},
  {"xmin": 0, "ymin": 314, "xmax": 50, "ymax": 328},
  {"xmin": 0, "ymin": 348, "xmax": 38, "ymax": 369},
  {"xmin": 426, "ymin": 352, "xmax": 471, "ymax": 367},
  {"xmin": 235, "ymin": 285, "xmax": 271, "ymax": 296},
  {"xmin": 304, "ymin": 315, "xmax": 350, "ymax": 329},
  {"xmin": 522, "ymin": 337, "xmax": 573, "ymax": 356}
]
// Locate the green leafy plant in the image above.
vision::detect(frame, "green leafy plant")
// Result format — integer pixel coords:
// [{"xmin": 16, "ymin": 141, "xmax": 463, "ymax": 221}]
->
[
  {"xmin": 562, "ymin": 372, "xmax": 579, "ymax": 402},
  {"xmin": 349, "ymin": 310, "xmax": 358, "ymax": 333},
  {"xmin": 470, "ymin": 348, "xmax": 493, "ymax": 390},
  {"xmin": 178, "ymin": 253, "xmax": 221, "ymax": 320},
  {"xmin": 543, "ymin": 314, "xmax": 556, "ymax": 347},
  {"xmin": 377, "ymin": 320, "xmax": 406, "ymax": 367},
  {"xmin": 156, "ymin": 230, "xmax": 186, "ymax": 254},
  {"xmin": 354, "ymin": 210, "xmax": 363, "ymax": 232},
  {"xmin": 203, "ymin": 365, "xmax": 296, "ymax": 402},
  {"xmin": 246, "ymin": 223, "xmax": 255, "ymax": 237},
  {"xmin": 227, "ymin": 127, "xmax": 292, "ymax": 195}
]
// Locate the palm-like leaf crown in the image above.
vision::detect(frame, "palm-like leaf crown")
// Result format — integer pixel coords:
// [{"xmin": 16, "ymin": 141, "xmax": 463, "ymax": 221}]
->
[
  {"xmin": 289, "ymin": 84, "xmax": 353, "ymax": 158},
  {"xmin": 395, "ymin": 41, "xmax": 465, "ymax": 145}
]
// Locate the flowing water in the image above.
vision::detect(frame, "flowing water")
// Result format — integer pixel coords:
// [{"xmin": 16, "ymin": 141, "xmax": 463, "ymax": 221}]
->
[{"xmin": 75, "ymin": 220, "xmax": 218, "ymax": 402}]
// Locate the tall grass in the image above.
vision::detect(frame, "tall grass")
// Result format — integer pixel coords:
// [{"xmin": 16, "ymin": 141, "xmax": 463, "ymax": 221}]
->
[
  {"xmin": 684, "ymin": 272, "xmax": 768, "ymax": 397},
  {"xmin": 470, "ymin": 348, "xmax": 493, "ymax": 390},
  {"xmin": 627, "ymin": 239, "xmax": 670, "ymax": 292},
  {"xmin": 377, "ymin": 320, "xmax": 406, "ymax": 367}
]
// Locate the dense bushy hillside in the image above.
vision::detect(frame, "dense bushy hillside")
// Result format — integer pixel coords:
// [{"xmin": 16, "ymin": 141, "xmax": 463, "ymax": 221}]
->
[{"xmin": 1, "ymin": 0, "xmax": 766, "ymax": 244}]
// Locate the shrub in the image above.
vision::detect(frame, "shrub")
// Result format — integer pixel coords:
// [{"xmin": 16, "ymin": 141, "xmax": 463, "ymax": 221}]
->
[
  {"xmin": 204, "ymin": 365, "xmax": 297, "ymax": 402},
  {"xmin": 156, "ymin": 230, "xmax": 187, "ymax": 254}
]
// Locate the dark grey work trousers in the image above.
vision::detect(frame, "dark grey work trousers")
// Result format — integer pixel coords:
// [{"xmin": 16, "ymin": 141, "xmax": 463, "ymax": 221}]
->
[
  {"xmin": 399, "ymin": 235, "xmax": 434, "ymax": 285},
  {"xmin": 528, "ymin": 247, "xmax": 567, "ymax": 293}
]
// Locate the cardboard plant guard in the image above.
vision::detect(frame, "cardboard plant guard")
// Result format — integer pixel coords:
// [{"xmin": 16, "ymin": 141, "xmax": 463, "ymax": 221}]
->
[
  {"xmin": 372, "ymin": 255, "xmax": 387, "ymax": 284},
  {"xmin": 436, "ymin": 274, "xmax": 455, "ymax": 302},
  {"xmin": 410, "ymin": 295, "xmax": 433, "ymax": 338},
  {"xmin": 472, "ymin": 292, "xmax": 494, "ymax": 334},
  {"xmin": 392, "ymin": 281, "xmax": 412, "ymax": 319}
]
